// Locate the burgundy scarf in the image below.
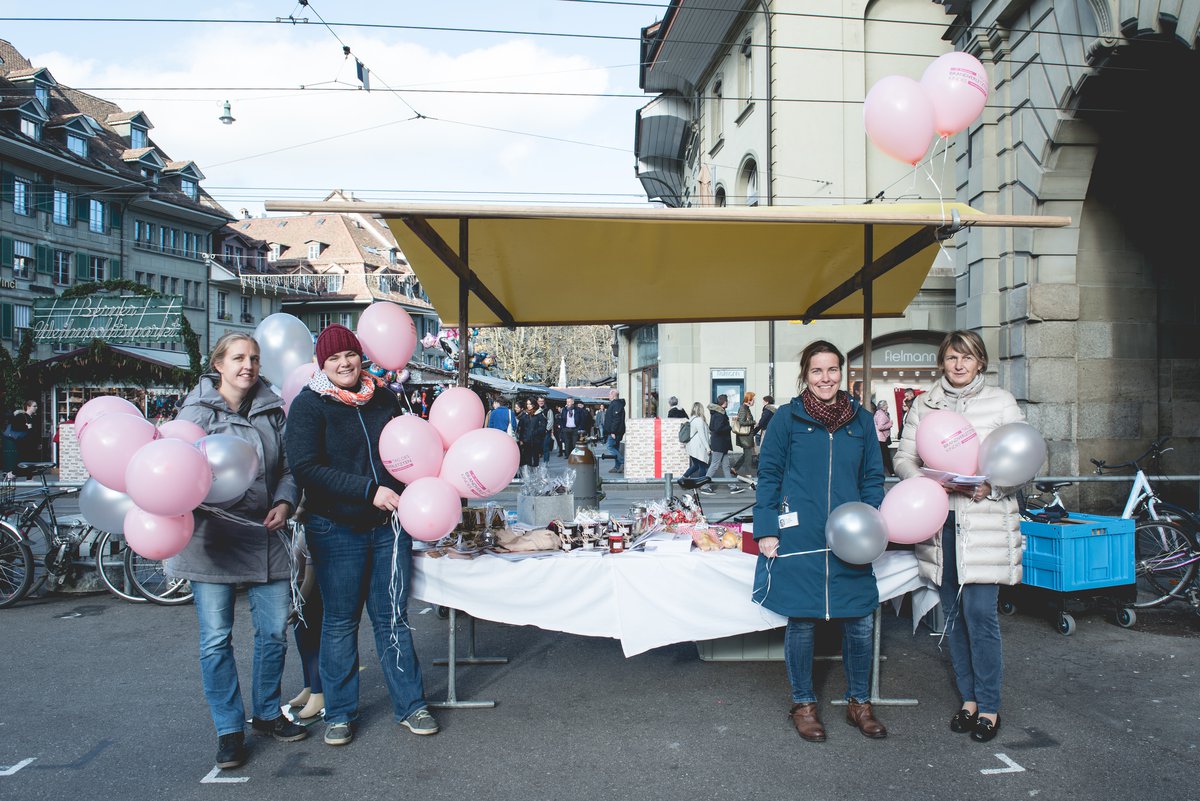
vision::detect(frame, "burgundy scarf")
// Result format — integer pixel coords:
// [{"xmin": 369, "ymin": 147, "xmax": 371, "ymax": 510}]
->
[{"xmin": 801, "ymin": 388, "xmax": 855, "ymax": 432}]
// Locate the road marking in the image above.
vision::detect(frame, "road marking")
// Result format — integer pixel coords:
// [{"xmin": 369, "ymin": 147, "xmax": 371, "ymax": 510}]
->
[
  {"xmin": 0, "ymin": 759, "xmax": 36, "ymax": 776},
  {"xmin": 981, "ymin": 753, "xmax": 1026, "ymax": 775},
  {"xmin": 201, "ymin": 767, "xmax": 249, "ymax": 784}
]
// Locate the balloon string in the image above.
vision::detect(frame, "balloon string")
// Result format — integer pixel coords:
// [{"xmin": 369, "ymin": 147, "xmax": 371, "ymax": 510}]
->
[
  {"xmin": 936, "ymin": 583, "xmax": 964, "ymax": 652},
  {"xmin": 923, "ymin": 142, "xmax": 956, "ymax": 269},
  {"xmin": 194, "ymin": 503, "xmax": 306, "ymax": 619},
  {"xmin": 751, "ymin": 548, "xmax": 830, "ymax": 621},
  {"xmin": 387, "ymin": 511, "xmax": 413, "ymax": 673}
]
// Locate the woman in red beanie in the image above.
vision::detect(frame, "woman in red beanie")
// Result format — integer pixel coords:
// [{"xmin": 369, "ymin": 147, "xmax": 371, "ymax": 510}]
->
[{"xmin": 284, "ymin": 324, "xmax": 438, "ymax": 747}]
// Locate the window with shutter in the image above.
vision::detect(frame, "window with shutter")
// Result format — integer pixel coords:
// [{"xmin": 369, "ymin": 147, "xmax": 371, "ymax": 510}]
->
[
  {"xmin": 110, "ymin": 257, "xmax": 122, "ymax": 278},
  {"xmin": 1, "ymin": 303, "xmax": 13, "ymax": 341},
  {"xmin": 36, "ymin": 244, "xmax": 52, "ymax": 274},
  {"xmin": 76, "ymin": 251, "xmax": 90, "ymax": 280},
  {"xmin": 0, "ymin": 237, "xmax": 11, "ymax": 269}
]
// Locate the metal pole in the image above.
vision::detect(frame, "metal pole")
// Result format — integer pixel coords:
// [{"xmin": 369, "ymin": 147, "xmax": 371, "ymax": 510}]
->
[
  {"xmin": 458, "ymin": 219, "xmax": 469, "ymax": 389},
  {"xmin": 428, "ymin": 608, "xmax": 497, "ymax": 710},
  {"xmin": 861, "ymin": 224, "xmax": 874, "ymax": 408},
  {"xmin": 664, "ymin": 472, "xmax": 673, "ymax": 500}
]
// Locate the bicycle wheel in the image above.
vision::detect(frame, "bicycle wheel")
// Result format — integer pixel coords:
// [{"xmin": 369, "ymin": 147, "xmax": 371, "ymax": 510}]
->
[
  {"xmin": 124, "ymin": 546, "xmax": 193, "ymax": 606},
  {"xmin": 0, "ymin": 520, "xmax": 35, "ymax": 608},
  {"xmin": 4, "ymin": 510, "xmax": 51, "ymax": 595},
  {"xmin": 92, "ymin": 530, "xmax": 147, "ymax": 603},
  {"xmin": 1132, "ymin": 520, "xmax": 1198, "ymax": 608}
]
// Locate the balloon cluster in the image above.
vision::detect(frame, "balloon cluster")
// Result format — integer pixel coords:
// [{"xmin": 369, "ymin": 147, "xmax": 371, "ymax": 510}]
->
[
  {"xmin": 379, "ymin": 387, "xmax": 521, "ymax": 543},
  {"xmin": 75, "ymin": 396, "xmax": 261, "ymax": 561},
  {"xmin": 824, "ymin": 413, "xmax": 1047, "ymax": 563},
  {"xmin": 864, "ymin": 52, "xmax": 989, "ymax": 166}
]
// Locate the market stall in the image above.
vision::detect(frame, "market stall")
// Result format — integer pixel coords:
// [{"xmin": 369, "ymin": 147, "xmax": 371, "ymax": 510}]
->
[{"xmin": 264, "ymin": 198, "xmax": 1071, "ymax": 706}]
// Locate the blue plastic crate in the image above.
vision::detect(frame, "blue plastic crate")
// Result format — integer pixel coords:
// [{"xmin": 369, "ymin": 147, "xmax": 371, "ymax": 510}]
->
[{"xmin": 1019, "ymin": 512, "xmax": 1135, "ymax": 592}]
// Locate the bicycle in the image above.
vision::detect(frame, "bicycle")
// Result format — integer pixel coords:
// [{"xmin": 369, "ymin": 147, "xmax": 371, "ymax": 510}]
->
[
  {"xmin": 0, "ymin": 515, "xmax": 34, "ymax": 608},
  {"xmin": 1088, "ymin": 440, "xmax": 1200, "ymax": 611},
  {"xmin": 1, "ymin": 463, "xmax": 191, "ymax": 606}
]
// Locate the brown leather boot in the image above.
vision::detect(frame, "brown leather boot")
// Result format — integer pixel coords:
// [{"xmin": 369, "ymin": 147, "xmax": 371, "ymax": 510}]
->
[
  {"xmin": 846, "ymin": 701, "xmax": 887, "ymax": 738},
  {"xmin": 789, "ymin": 702, "xmax": 826, "ymax": 742}
]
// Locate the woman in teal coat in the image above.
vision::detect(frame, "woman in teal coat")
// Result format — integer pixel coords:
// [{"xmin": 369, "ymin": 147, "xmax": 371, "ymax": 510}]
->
[{"xmin": 752, "ymin": 340, "xmax": 886, "ymax": 743}]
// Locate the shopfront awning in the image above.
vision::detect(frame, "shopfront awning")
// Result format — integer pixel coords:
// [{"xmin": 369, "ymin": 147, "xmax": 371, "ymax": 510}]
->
[{"xmin": 262, "ymin": 201, "xmax": 1071, "ymax": 329}]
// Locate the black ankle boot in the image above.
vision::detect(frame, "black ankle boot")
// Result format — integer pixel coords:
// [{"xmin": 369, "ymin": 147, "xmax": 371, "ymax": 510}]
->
[{"xmin": 216, "ymin": 732, "xmax": 247, "ymax": 769}]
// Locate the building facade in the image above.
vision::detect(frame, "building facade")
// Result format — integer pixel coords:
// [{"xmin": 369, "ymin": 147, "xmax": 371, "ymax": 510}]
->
[{"xmin": 627, "ymin": 1, "xmax": 956, "ymax": 418}]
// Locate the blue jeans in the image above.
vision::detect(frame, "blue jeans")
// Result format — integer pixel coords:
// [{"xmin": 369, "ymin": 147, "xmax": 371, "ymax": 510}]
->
[
  {"xmin": 543, "ymin": 430, "xmax": 554, "ymax": 462},
  {"xmin": 306, "ymin": 515, "xmax": 426, "ymax": 724},
  {"xmin": 939, "ymin": 517, "xmax": 1003, "ymax": 714},
  {"xmin": 681, "ymin": 457, "xmax": 708, "ymax": 479},
  {"xmin": 784, "ymin": 614, "xmax": 873, "ymax": 704},
  {"xmin": 191, "ymin": 579, "xmax": 292, "ymax": 736},
  {"xmin": 605, "ymin": 434, "xmax": 623, "ymax": 469}
]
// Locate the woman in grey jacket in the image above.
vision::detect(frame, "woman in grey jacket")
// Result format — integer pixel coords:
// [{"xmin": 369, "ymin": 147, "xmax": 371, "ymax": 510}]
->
[
  {"xmin": 167, "ymin": 333, "xmax": 306, "ymax": 769},
  {"xmin": 894, "ymin": 330, "xmax": 1024, "ymax": 744}
]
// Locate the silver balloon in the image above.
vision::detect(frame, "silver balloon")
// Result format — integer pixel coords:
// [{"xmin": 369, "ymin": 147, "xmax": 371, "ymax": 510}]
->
[
  {"xmin": 197, "ymin": 435, "xmax": 260, "ymax": 504},
  {"xmin": 825, "ymin": 502, "xmax": 888, "ymax": 565},
  {"xmin": 254, "ymin": 313, "xmax": 315, "ymax": 386},
  {"xmin": 978, "ymin": 422, "xmax": 1047, "ymax": 486},
  {"xmin": 78, "ymin": 478, "xmax": 136, "ymax": 533}
]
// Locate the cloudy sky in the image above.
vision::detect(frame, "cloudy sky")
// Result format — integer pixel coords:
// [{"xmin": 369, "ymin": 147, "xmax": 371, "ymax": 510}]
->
[{"xmin": 6, "ymin": 1, "xmax": 669, "ymax": 216}]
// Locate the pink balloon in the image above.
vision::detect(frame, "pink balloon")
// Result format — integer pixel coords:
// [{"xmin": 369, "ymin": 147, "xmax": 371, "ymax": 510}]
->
[
  {"xmin": 124, "ymin": 506, "xmax": 195, "ymax": 560},
  {"xmin": 356, "ymin": 302, "xmax": 417, "ymax": 371},
  {"xmin": 428, "ymin": 387, "xmax": 485, "ymax": 449},
  {"xmin": 79, "ymin": 413, "xmax": 159, "ymax": 492},
  {"xmin": 921, "ymin": 52, "xmax": 989, "ymax": 137},
  {"xmin": 125, "ymin": 438, "xmax": 214, "ymax": 517},
  {"xmin": 74, "ymin": 395, "xmax": 141, "ymax": 440},
  {"xmin": 157, "ymin": 419, "xmax": 206, "ymax": 444},
  {"xmin": 440, "ymin": 428, "xmax": 521, "ymax": 499},
  {"xmin": 379, "ymin": 415, "xmax": 445, "ymax": 482},
  {"xmin": 281, "ymin": 361, "xmax": 319, "ymax": 414},
  {"xmin": 395, "ymin": 477, "xmax": 463, "ymax": 542},
  {"xmin": 863, "ymin": 75, "xmax": 936, "ymax": 166},
  {"xmin": 915, "ymin": 410, "xmax": 980, "ymax": 474},
  {"xmin": 880, "ymin": 477, "xmax": 950, "ymax": 544}
]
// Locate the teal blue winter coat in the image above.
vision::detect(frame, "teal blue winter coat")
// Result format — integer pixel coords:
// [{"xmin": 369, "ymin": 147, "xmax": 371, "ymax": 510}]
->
[{"xmin": 751, "ymin": 396, "xmax": 885, "ymax": 619}]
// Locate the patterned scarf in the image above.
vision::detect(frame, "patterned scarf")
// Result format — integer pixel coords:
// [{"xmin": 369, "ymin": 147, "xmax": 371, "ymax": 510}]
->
[
  {"xmin": 801, "ymin": 388, "xmax": 856, "ymax": 432},
  {"xmin": 308, "ymin": 370, "xmax": 381, "ymax": 407}
]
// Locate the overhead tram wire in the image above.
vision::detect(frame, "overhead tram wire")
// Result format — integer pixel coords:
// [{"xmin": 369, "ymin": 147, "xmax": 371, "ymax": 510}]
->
[{"xmin": 0, "ymin": 15, "xmax": 1169, "ymax": 73}]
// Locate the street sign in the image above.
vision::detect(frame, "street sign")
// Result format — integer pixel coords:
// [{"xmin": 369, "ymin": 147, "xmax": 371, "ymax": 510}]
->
[{"xmin": 31, "ymin": 294, "xmax": 184, "ymax": 344}]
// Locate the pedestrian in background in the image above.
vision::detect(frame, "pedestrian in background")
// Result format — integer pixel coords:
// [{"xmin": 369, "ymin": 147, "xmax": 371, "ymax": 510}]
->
[
  {"xmin": 756, "ymin": 395, "xmax": 777, "ymax": 444},
  {"xmin": 731, "ymin": 391, "xmax": 758, "ymax": 480},
  {"xmin": 682, "ymin": 402, "xmax": 710, "ymax": 479},
  {"xmin": 518, "ymin": 398, "xmax": 545, "ymax": 467},
  {"xmin": 536, "ymin": 397, "xmax": 555, "ymax": 463},
  {"xmin": 285, "ymin": 324, "xmax": 439, "ymax": 748},
  {"xmin": 603, "ymin": 389, "xmax": 626, "ymax": 473},
  {"xmin": 874, "ymin": 399, "xmax": 894, "ymax": 476},
  {"xmin": 167, "ymin": 333, "xmax": 306, "ymax": 770},
  {"xmin": 666, "ymin": 396, "xmax": 687, "ymax": 418},
  {"xmin": 702, "ymin": 394, "xmax": 732, "ymax": 494},
  {"xmin": 751, "ymin": 339, "xmax": 886, "ymax": 743}
]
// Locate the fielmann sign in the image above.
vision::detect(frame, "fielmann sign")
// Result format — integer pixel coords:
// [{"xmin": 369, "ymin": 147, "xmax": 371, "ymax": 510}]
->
[{"xmin": 31, "ymin": 295, "xmax": 183, "ymax": 344}]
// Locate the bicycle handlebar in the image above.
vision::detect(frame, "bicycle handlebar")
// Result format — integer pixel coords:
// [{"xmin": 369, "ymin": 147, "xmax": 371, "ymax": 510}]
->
[{"xmin": 1091, "ymin": 438, "xmax": 1172, "ymax": 474}]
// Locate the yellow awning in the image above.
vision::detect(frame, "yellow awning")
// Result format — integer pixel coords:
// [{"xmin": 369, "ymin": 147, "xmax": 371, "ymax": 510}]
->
[{"xmin": 262, "ymin": 201, "xmax": 1071, "ymax": 327}]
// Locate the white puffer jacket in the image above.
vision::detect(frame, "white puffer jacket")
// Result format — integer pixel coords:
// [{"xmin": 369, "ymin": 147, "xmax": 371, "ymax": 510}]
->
[
  {"xmin": 685, "ymin": 415, "xmax": 711, "ymax": 461},
  {"xmin": 893, "ymin": 379, "xmax": 1025, "ymax": 586}
]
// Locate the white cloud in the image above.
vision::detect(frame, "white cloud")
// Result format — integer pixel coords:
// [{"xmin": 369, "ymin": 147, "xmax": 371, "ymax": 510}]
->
[{"xmin": 33, "ymin": 26, "xmax": 647, "ymax": 215}]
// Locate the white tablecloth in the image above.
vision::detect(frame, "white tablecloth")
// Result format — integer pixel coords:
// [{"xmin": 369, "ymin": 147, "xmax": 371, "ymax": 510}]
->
[{"xmin": 412, "ymin": 549, "xmax": 936, "ymax": 657}]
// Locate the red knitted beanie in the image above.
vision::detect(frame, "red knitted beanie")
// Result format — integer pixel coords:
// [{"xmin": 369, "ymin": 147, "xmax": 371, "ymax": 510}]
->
[{"xmin": 315, "ymin": 324, "xmax": 362, "ymax": 364}]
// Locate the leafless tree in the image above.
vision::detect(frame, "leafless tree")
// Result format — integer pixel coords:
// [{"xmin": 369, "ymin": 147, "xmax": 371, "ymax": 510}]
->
[{"xmin": 474, "ymin": 325, "xmax": 614, "ymax": 385}]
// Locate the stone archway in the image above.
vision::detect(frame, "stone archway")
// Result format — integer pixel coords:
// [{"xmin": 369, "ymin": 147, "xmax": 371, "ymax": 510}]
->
[{"xmin": 940, "ymin": 0, "xmax": 1200, "ymax": 504}]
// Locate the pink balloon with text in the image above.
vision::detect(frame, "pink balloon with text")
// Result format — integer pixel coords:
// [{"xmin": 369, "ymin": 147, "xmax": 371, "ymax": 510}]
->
[
  {"xmin": 915, "ymin": 409, "xmax": 980, "ymax": 474},
  {"xmin": 440, "ymin": 428, "xmax": 520, "ymax": 499},
  {"xmin": 921, "ymin": 51, "xmax": 989, "ymax": 137},
  {"xmin": 379, "ymin": 414, "xmax": 445, "ymax": 483}
]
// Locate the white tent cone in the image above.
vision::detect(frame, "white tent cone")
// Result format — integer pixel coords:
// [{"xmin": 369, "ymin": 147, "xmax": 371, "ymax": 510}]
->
[{"xmin": 558, "ymin": 357, "xmax": 567, "ymax": 388}]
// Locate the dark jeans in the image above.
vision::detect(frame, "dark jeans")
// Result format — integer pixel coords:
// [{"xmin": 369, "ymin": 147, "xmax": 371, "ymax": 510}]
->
[
  {"xmin": 785, "ymin": 613, "xmax": 873, "ymax": 704},
  {"xmin": 879, "ymin": 441, "xmax": 894, "ymax": 475},
  {"xmin": 681, "ymin": 456, "xmax": 708, "ymax": 479},
  {"xmin": 543, "ymin": 430, "xmax": 554, "ymax": 462},
  {"xmin": 293, "ymin": 575, "xmax": 323, "ymax": 695},
  {"xmin": 305, "ymin": 514, "xmax": 427, "ymax": 724},
  {"xmin": 562, "ymin": 429, "xmax": 579, "ymax": 455},
  {"xmin": 731, "ymin": 446, "xmax": 756, "ymax": 475},
  {"xmin": 939, "ymin": 516, "xmax": 1003, "ymax": 714},
  {"xmin": 521, "ymin": 441, "xmax": 542, "ymax": 467}
]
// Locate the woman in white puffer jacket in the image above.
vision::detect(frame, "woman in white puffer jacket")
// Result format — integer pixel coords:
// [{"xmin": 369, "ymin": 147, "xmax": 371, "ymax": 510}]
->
[{"xmin": 894, "ymin": 330, "xmax": 1025, "ymax": 745}]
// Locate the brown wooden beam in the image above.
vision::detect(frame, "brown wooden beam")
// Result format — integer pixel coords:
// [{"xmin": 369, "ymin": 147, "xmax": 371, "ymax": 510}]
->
[
  {"xmin": 802, "ymin": 226, "xmax": 938, "ymax": 323},
  {"xmin": 400, "ymin": 215, "xmax": 517, "ymax": 328}
]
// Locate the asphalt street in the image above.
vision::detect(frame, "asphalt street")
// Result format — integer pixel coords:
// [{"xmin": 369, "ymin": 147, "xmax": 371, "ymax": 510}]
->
[
  {"xmin": 6, "ymin": 453, "xmax": 1199, "ymax": 800},
  {"xmin": 3, "ymin": 555, "xmax": 1199, "ymax": 801}
]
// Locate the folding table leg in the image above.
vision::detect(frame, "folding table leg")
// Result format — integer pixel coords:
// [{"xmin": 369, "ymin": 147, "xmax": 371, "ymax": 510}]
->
[
  {"xmin": 428, "ymin": 608, "xmax": 504, "ymax": 710},
  {"xmin": 831, "ymin": 608, "xmax": 918, "ymax": 707}
]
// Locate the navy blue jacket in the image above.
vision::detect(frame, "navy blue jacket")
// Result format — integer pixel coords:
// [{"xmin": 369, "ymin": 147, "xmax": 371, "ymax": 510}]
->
[
  {"xmin": 285, "ymin": 385, "xmax": 404, "ymax": 529},
  {"xmin": 751, "ymin": 396, "xmax": 885, "ymax": 619}
]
